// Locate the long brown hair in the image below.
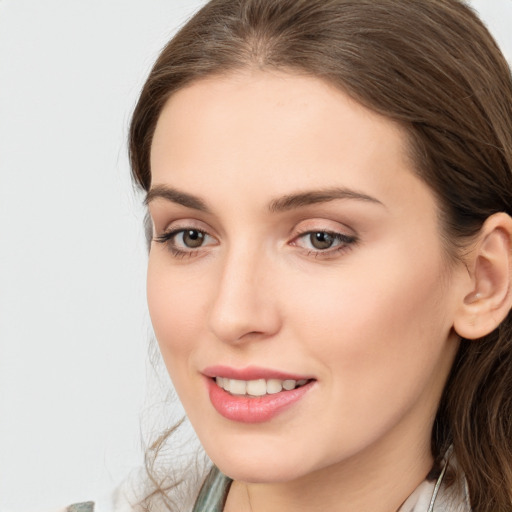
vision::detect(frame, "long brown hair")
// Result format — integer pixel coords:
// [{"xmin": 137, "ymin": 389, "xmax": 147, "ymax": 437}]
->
[{"xmin": 129, "ymin": 1, "xmax": 512, "ymax": 510}]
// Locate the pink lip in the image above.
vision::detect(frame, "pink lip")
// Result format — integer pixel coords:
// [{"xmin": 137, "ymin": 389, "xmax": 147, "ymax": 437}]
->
[
  {"xmin": 202, "ymin": 365, "xmax": 312, "ymax": 381},
  {"xmin": 202, "ymin": 366, "xmax": 316, "ymax": 423}
]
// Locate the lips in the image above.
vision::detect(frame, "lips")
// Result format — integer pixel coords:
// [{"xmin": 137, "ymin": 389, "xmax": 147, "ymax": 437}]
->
[
  {"xmin": 202, "ymin": 365, "xmax": 313, "ymax": 381},
  {"xmin": 203, "ymin": 365, "xmax": 316, "ymax": 423}
]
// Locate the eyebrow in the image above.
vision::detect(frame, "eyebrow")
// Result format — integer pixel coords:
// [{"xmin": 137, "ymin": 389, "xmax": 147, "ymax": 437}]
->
[
  {"xmin": 145, "ymin": 185, "xmax": 384, "ymax": 212},
  {"xmin": 268, "ymin": 187, "xmax": 384, "ymax": 212},
  {"xmin": 145, "ymin": 185, "xmax": 210, "ymax": 212}
]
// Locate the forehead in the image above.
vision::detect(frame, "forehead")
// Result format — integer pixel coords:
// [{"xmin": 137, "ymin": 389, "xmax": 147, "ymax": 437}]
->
[
  {"xmin": 149, "ymin": 71, "xmax": 429, "ymax": 217},
  {"xmin": 152, "ymin": 70, "xmax": 407, "ymax": 159}
]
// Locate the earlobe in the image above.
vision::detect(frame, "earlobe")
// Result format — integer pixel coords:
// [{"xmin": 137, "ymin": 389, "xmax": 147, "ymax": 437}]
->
[{"xmin": 454, "ymin": 212, "xmax": 512, "ymax": 340}]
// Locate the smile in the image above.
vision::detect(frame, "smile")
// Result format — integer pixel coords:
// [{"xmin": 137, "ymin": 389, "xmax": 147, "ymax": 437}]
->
[
  {"xmin": 204, "ymin": 368, "xmax": 316, "ymax": 423},
  {"xmin": 215, "ymin": 377, "xmax": 309, "ymax": 397}
]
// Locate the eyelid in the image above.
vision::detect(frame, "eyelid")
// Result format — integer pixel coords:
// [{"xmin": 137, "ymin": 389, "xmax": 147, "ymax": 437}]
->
[
  {"xmin": 288, "ymin": 219, "xmax": 358, "ymax": 257},
  {"xmin": 152, "ymin": 217, "xmax": 357, "ymax": 259},
  {"xmin": 152, "ymin": 219, "xmax": 219, "ymax": 258},
  {"xmin": 291, "ymin": 230, "xmax": 356, "ymax": 248},
  {"xmin": 153, "ymin": 214, "xmax": 205, "ymax": 231},
  {"xmin": 154, "ymin": 227, "xmax": 216, "ymax": 244},
  {"xmin": 289, "ymin": 218, "xmax": 356, "ymax": 240}
]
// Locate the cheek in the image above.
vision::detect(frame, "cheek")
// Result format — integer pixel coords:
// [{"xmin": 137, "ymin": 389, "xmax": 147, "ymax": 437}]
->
[
  {"xmin": 283, "ymin": 241, "xmax": 452, "ymax": 412},
  {"xmin": 146, "ymin": 256, "xmax": 207, "ymax": 377}
]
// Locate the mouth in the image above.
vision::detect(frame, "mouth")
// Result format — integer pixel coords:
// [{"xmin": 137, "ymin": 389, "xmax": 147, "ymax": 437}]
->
[
  {"xmin": 213, "ymin": 376, "xmax": 311, "ymax": 397},
  {"xmin": 203, "ymin": 367, "xmax": 316, "ymax": 423}
]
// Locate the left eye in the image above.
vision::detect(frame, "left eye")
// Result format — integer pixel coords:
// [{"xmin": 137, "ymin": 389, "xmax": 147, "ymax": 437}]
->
[
  {"xmin": 295, "ymin": 231, "xmax": 355, "ymax": 251},
  {"xmin": 307, "ymin": 232, "xmax": 337, "ymax": 250}
]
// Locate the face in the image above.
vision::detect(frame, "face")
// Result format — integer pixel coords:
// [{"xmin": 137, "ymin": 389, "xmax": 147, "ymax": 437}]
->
[{"xmin": 147, "ymin": 71, "xmax": 463, "ymax": 484}]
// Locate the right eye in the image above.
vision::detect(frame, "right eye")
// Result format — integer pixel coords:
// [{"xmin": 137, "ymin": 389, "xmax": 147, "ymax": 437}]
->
[
  {"xmin": 174, "ymin": 229, "xmax": 207, "ymax": 248},
  {"xmin": 154, "ymin": 227, "xmax": 217, "ymax": 257}
]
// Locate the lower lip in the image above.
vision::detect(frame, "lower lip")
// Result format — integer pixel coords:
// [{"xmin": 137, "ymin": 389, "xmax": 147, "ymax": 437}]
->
[{"xmin": 206, "ymin": 378, "xmax": 314, "ymax": 423}]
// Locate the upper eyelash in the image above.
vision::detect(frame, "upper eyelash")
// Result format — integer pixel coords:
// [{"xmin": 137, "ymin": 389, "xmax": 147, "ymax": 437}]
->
[
  {"xmin": 294, "ymin": 231, "xmax": 358, "ymax": 256},
  {"xmin": 154, "ymin": 227, "xmax": 210, "ymax": 241},
  {"xmin": 153, "ymin": 228, "xmax": 192, "ymax": 244},
  {"xmin": 297, "ymin": 231, "xmax": 356, "ymax": 244},
  {"xmin": 153, "ymin": 228, "xmax": 211, "ymax": 258}
]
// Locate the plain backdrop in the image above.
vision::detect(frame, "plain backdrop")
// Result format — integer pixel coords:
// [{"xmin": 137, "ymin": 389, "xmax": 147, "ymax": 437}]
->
[{"xmin": 0, "ymin": 1, "xmax": 510, "ymax": 511}]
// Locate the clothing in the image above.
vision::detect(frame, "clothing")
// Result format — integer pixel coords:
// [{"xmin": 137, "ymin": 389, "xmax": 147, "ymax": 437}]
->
[
  {"xmin": 66, "ymin": 504, "xmax": 94, "ymax": 512},
  {"xmin": 191, "ymin": 450, "xmax": 471, "ymax": 512}
]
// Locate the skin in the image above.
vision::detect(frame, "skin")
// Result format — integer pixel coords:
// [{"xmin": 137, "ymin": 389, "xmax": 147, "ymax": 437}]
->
[{"xmin": 146, "ymin": 71, "xmax": 467, "ymax": 511}]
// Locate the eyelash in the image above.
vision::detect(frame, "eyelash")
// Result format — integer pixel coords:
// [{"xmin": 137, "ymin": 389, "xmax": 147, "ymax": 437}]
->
[
  {"xmin": 153, "ymin": 228, "xmax": 357, "ymax": 259},
  {"xmin": 292, "ymin": 231, "xmax": 357, "ymax": 259},
  {"xmin": 154, "ymin": 228, "xmax": 214, "ymax": 259}
]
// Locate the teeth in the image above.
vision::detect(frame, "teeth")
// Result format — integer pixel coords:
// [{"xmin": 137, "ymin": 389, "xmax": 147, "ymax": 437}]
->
[
  {"xmin": 246, "ymin": 379, "xmax": 267, "ymax": 396},
  {"xmin": 282, "ymin": 379, "xmax": 296, "ymax": 391},
  {"xmin": 266, "ymin": 379, "xmax": 283, "ymax": 394},
  {"xmin": 230, "ymin": 379, "xmax": 247, "ymax": 395},
  {"xmin": 215, "ymin": 377, "xmax": 309, "ymax": 396}
]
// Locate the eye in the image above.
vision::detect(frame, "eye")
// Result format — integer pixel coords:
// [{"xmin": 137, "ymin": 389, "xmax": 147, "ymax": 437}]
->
[
  {"xmin": 178, "ymin": 229, "xmax": 207, "ymax": 248},
  {"xmin": 292, "ymin": 230, "xmax": 357, "ymax": 255},
  {"xmin": 308, "ymin": 232, "xmax": 338, "ymax": 250},
  {"xmin": 153, "ymin": 227, "xmax": 217, "ymax": 257}
]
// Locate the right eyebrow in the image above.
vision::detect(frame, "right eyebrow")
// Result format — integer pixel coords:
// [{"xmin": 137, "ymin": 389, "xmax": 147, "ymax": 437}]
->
[{"xmin": 145, "ymin": 185, "xmax": 211, "ymax": 213}]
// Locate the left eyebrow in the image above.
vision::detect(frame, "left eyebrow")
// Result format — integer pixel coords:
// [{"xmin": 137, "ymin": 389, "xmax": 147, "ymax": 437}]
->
[{"xmin": 268, "ymin": 187, "xmax": 385, "ymax": 212}]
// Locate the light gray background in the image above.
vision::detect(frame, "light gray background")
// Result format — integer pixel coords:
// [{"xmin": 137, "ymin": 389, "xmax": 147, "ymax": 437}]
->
[{"xmin": 0, "ymin": 1, "xmax": 510, "ymax": 511}]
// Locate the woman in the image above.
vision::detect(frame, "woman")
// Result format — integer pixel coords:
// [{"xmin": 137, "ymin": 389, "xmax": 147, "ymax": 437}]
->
[{"xmin": 125, "ymin": 0, "xmax": 512, "ymax": 510}]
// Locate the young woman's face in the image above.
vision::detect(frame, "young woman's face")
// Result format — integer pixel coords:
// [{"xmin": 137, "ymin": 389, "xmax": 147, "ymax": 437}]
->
[{"xmin": 147, "ymin": 71, "xmax": 464, "ymax": 483}]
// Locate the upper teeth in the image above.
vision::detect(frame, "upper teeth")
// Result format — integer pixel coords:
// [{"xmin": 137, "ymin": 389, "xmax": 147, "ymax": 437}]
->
[{"xmin": 215, "ymin": 377, "xmax": 308, "ymax": 396}]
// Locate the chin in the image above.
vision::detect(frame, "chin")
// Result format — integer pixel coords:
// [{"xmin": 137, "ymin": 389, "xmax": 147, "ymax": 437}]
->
[
  {"xmin": 206, "ymin": 445, "xmax": 314, "ymax": 483},
  {"xmin": 217, "ymin": 462, "xmax": 307, "ymax": 484}
]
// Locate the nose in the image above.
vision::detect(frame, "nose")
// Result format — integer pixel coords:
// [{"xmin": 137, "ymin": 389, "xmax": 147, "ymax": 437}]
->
[{"xmin": 207, "ymin": 245, "xmax": 281, "ymax": 345}]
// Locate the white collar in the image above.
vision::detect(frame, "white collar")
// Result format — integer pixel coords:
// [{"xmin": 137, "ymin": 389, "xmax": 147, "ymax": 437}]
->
[{"xmin": 399, "ymin": 448, "xmax": 471, "ymax": 512}]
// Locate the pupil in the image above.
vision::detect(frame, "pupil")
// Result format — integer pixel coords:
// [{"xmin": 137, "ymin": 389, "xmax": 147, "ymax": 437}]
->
[
  {"xmin": 184, "ymin": 230, "xmax": 204, "ymax": 248},
  {"xmin": 311, "ymin": 232, "xmax": 334, "ymax": 250}
]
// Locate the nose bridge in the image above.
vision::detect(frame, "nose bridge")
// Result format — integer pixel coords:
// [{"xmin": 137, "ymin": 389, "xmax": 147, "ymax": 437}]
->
[{"xmin": 208, "ymin": 240, "xmax": 280, "ymax": 344}]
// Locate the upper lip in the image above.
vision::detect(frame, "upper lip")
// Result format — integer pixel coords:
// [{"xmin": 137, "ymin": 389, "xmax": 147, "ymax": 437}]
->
[{"xmin": 202, "ymin": 365, "xmax": 314, "ymax": 381}]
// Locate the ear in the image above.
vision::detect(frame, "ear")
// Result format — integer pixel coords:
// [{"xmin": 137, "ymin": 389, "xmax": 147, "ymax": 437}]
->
[{"xmin": 453, "ymin": 212, "xmax": 512, "ymax": 340}]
